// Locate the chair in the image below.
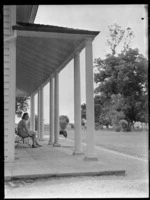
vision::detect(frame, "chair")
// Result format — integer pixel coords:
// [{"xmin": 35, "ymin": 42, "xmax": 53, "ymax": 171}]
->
[{"xmin": 15, "ymin": 128, "xmax": 32, "ymax": 147}]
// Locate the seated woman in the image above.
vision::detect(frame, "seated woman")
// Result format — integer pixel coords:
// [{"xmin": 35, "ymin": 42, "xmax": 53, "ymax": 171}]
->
[{"xmin": 17, "ymin": 112, "xmax": 42, "ymax": 148}]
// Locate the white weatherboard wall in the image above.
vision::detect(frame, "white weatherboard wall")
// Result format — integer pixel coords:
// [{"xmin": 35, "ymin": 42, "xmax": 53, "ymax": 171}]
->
[{"xmin": 4, "ymin": 5, "xmax": 16, "ymax": 162}]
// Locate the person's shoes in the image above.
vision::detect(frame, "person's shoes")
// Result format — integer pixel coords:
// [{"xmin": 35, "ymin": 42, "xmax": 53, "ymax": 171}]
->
[{"xmin": 32, "ymin": 144, "xmax": 38, "ymax": 148}]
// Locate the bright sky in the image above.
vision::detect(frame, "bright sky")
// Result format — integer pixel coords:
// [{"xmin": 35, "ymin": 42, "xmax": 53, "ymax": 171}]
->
[{"xmin": 19, "ymin": 4, "xmax": 148, "ymax": 124}]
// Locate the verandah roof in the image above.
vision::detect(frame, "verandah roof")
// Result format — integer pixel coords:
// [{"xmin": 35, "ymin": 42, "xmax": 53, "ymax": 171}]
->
[{"xmin": 13, "ymin": 22, "xmax": 99, "ymax": 96}]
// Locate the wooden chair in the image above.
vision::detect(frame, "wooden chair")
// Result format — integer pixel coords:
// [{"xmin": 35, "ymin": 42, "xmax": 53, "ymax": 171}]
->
[{"xmin": 15, "ymin": 128, "xmax": 32, "ymax": 147}]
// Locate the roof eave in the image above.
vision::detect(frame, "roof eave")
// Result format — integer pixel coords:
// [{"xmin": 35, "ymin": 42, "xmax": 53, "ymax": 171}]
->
[{"xmin": 12, "ymin": 22, "xmax": 100, "ymax": 37}]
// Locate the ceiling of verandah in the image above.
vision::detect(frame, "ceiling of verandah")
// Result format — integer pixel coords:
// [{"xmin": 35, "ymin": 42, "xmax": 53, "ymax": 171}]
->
[
  {"xmin": 16, "ymin": 36, "xmax": 83, "ymax": 96},
  {"xmin": 13, "ymin": 23, "xmax": 99, "ymax": 96}
]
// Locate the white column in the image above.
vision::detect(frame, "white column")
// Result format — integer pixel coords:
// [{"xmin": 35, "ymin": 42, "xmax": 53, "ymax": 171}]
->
[
  {"xmin": 53, "ymin": 72, "xmax": 61, "ymax": 147},
  {"xmin": 84, "ymin": 38, "xmax": 98, "ymax": 161},
  {"xmin": 39, "ymin": 86, "xmax": 44, "ymax": 140},
  {"xmin": 8, "ymin": 6, "xmax": 16, "ymax": 162},
  {"xmin": 73, "ymin": 51, "xmax": 83, "ymax": 155},
  {"xmin": 48, "ymin": 77, "xmax": 54, "ymax": 145},
  {"xmin": 37, "ymin": 90, "xmax": 40, "ymax": 139},
  {"xmin": 30, "ymin": 94, "xmax": 35, "ymax": 131}
]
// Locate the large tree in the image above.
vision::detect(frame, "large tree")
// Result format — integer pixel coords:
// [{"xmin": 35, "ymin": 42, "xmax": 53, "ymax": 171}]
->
[
  {"xmin": 94, "ymin": 49, "xmax": 148, "ymax": 97},
  {"xmin": 94, "ymin": 49, "xmax": 148, "ymax": 130},
  {"xmin": 94, "ymin": 24, "xmax": 148, "ymax": 131}
]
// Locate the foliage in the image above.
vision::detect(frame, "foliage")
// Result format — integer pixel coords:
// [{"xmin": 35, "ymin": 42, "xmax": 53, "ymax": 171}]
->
[
  {"xmin": 94, "ymin": 95, "xmax": 111, "ymax": 128},
  {"xmin": 106, "ymin": 23, "xmax": 134, "ymax": 56},
  {"xmin": 94, "ymin": 95, "xmax": 103, "ymax": 123},
  {"xmin": 119, "ymin": 119, "xmax": 128, "ymax": 132},
  {"xmin": 81, "ymin": 103, "xmax": 86, "ymax": 120},
  {"xmin": 81, "ymin": 118, "xmax": 86, "ymax": 126},
  {"xmin": 94, "ymin": 50, "xmax": 148, "ymax": 131},
  {"xmin": 16, "ymin": 97, "xmax": 30, "ymax": 117},
  {"xmin": 106, "ymin": 94, "xmax": 125, "ymax": 131},
  {"xmin": 81, "ymin": 103, "xmax": 87, "ymax": 128},
  {"xmin": 94, "ymin": 24, "xmax": 148, "ymax": 131},
  {"xmin": 59, "ymin": 115, "xmax": 69, "ymax": 131},
  {"xmin": 35, "ymin": 115, "xmax": 38, "ymax": 131}
]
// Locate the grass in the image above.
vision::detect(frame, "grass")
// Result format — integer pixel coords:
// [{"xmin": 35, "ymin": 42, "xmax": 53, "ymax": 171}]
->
[{"xmin": 44, "ymin": 128, "xmax": 148, "ymax": 159}]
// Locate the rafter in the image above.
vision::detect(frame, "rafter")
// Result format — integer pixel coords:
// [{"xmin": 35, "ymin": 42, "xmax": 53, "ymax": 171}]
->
[
  {"xmin": 17, "ymin": 40, "xmax": 62, "ymax": 67},
  {"xmin": 17, "ymin": 48, "xmax": 58, "ymax": 70},
  {"xmin": 17, "ymin": 67, "xmax": 45, "ymax": 83},
  {"xmin": 17, "ymin": 59, "xmax": 53, "ymax": 77},
  {"xmin": 18, "ymin": 37, "xmax": 70, "ymax": 58},
  {"xmin": 17, "ymin": 54, "xmax": 56, "ymax": 73}
]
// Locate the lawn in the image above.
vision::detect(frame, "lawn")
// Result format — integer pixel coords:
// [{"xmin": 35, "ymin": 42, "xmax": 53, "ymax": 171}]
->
[
  {"xmin": 94, "ymin": 129, "xmax": 148, "ymax": 159},
  {"xmin": 44, "ymin": 128, "xmax": 148, "ymax": 159}
]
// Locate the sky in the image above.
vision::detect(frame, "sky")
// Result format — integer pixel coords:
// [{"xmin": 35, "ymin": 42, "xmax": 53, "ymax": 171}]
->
[{"xmin": 20, "ymin": 4, "xmax": 148, "ymax": 124}]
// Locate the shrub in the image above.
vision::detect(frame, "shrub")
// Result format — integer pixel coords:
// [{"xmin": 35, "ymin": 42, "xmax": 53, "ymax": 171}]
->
[
  {"xmin": 119, "ymin": 119, "xmax": 128, "ymax": 132},
  {"xmin": 113, "ymin": 124, "xmax": 121, "ymax": 132}
]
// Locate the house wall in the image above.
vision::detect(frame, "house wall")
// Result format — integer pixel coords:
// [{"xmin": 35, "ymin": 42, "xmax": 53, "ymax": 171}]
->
[{"xmin": 4, "ymin": 5, "xmax": 16, "ymax": 162}]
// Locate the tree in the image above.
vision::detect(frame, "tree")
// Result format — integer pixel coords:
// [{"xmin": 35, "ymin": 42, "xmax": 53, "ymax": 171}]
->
[
  {"xmin": 81, "ymin": 103, "xmax": 86, "ymax": 120},
  {"xmin": 81, "ymin": 118, "xmax": 86, "ymax": 129},
  {"xmin": 122, "ymin": 27, "xmax": 134, "ymax": 53},
  {"xmin": 35, "ymin": 115, "xmax": 38, "ymax": 131},
  {"xmin": 81, "ymin": 97, "xmax": 111, "ymax": 129},
  {"xmin": 109, "ymin": 94, "xmax": 126, "ymax": 131},
  {"xmin": 94, "ymin": 24, "xmax": 148, "ymax": 131},
  {"xmin": 16, "ymin": 96, "xmax": 30, "ymax": 117},
  {"xmin": 94, "ymin": 49, "xmax": 148, "ymax": 131},
  {"xmin": 94, "ymin": 95, "xmax": 103, "ymax": 123},
  {"xmin": 107, "ymin": 23, "xmax": 125, "ymax": 55},
  {"xmin": 106, "ymin": 23, "xmax": 134, "ymax": 56},
  {"xmin": 94, "ymin": 94, "xmax": 112, "ymax": 127}
]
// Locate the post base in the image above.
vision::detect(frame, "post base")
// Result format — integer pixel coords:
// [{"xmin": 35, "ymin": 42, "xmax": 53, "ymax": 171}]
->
[
  {"xmin": 53, "ymin": 143, "xmax": 61, "ymax": 147},
  {"xmin": 72, "ymin": 150, "xmax": 84, "ymax": 155},
  {"xmin": 48, "ymin": 141, "xmax": 54, "ymax": 145},
  {"xmin": 84, "ymin": 156, "xmax": 98, "ymax": 161},
  {"xmin": 39, "ymin": 138, "xmax": 45, "ymax": 141}
]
